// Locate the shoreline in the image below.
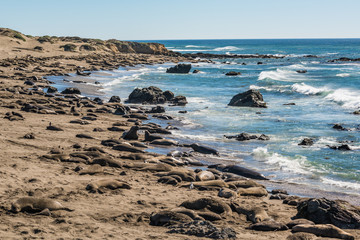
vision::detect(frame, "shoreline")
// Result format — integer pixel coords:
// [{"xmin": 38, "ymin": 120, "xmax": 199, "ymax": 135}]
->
[
  {"xmin": 0, "ymin": 30, "xmax": 359, "ymax": 239},
  {"xmin": 51, "ymin": 62, "xmax": 360, "ymax": 206}
]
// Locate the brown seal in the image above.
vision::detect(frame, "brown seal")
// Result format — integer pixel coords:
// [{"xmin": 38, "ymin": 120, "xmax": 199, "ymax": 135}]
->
[{"xmin": 11, "ymin": 197, "xmax": 74, "ymax": 213}]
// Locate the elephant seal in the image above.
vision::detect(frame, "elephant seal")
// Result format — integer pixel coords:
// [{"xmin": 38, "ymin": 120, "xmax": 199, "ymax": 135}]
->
[
  {"xmin": 151, "ymin": 139, "xmax": 178, "ymax": 146},
  {"xmin": 196, "ymin": 170, "xmax": 215, "ymax": 181},
  {"xmin": 86, "ymin": 179, "xmax": 131, "ymax": 193},
  {"xmin": 227, "ymin": 180, "xmax": 265, "ymax": 189},
  {"xmin": 231, "ymin": 202, "xmax": 270, "ymax": 223},
  {"xmin": 91, "ymin": 157, "xmax": 122, "ymax": 168},
  {"xmin": 112, "ymin": 143, "xmax": 145, "ymax": 153},
  {"xmin": 179, "ymin": 180, "xmax": 229, "ymax": 189},
  {"xmin": 144, "ymin": 130, "xmax": 163, "ymax": 142},
  {"xmin": 250, "ymin": 220, "xmax": 288, "ymax": 231},
  {"xmin": 122, "ymin": 126, "xmax": 139, "ymax": 140},
  {"xmin": 11, "ymin": 197, "xmax": 74, "ymax": 213},
  {"xmin": 292, "ymin": 224, "xmax": 354, "ymax": 240},
  {"xmin": 190, "ymin": 143, "xmax": 219, "ymax": 155},
  {"xmin": 180, "ymin": 197, "xmax": 232, "ymax": 217},
  {"xmin": 150, "ymin": 211, "xmax": 193, "ymax": 226},
  {"xmin": 218, "ymin": 188, "xmax": 237, "ymax": 199},
  {"xmin": 237, "ymin": 187, "xmax": 268, "ymax": 197},
  {"xmin": 221, "ymin": 165, "xmax": 268, "ymax": 180}
]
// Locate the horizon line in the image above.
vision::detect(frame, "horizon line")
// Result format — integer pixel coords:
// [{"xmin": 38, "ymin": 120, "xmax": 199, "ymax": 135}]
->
[{"xmin": 129, "ymin": 37, "xmax": 360, "ymax": 41}]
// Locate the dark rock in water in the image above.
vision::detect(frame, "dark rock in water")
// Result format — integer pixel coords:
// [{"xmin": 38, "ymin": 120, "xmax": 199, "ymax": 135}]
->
[
  {"xmin": 225, "ymin": 71, "xmax": 241, "ymax": 76},
  {"xmin": 179, "ymin": 110, "xmax": 187, "ymax": 114},
  {"xmin": 284, "ymin": 102, "xmax": 296, "ymax": 106},
  {"xmin": 332, "ymin": 124, "xmax": 347, "ymax": 131},
  {"xmin": 109, "ymin": 96, "xmax": 121, "ymax": 103},
  {"xmin": 193, "ymin": 69, "xmax": 200, "ymax": 74},
  {"xmin": 126, "ymin": 86, "xmax": 187, "ymax": 105},
  {"xmin": 190, "ymin": 143, "xmax": 219, "ymax": 155},
  {"xmin": 296, "ymin": 70, "xmax": 307, "ymax": 73},
  {"xmin": 296, "ymin": 198, "xmax": 360, "ymax": 229},
  {"xmin": 148, "ymin": 106, "xmax": 165, "ymax": 113},
  {"xmin": 122, "ymin": 126, "xmax": 139, "ymax": 140},
  {"xmin": 329, "ymin": 144, "xmax": 351, "ymax": 151},
  {"xmin": 224, "ymin": 133, "xmax": 270, "ymax": 141},
  {"xmin": 94, "ymin": 81, "xmax": 100, "ymax": 84},
  {"xmin": 171, "ymin": 95, "xmax": 188, "ymax": 106},
  {"xmin": 299, "ymin": 138, "xmax": 314, "ymax": 146},
  {"xmin": 167, "ymin": 220, "xmax": 237, "ymax": 239},
  {"xmin": 47, "ymin": 86, "xmax": 58, "ymax": 93},
  {"xmin": 250, "ymin": 220, "xmax": 288, "ymax": 231},
  {"xmin": 61, "ymin": 87, "xmax": 81, "ymax": 95},
  {"xmin": 219, "ymin": 165, "xmax": 268, "ymax": 180},
  {"xmin": 166, "ymin": 64, "xmax": 191, "ymax": 74},
  {"xmin": 257, "ymin": 62, "xmax": 263, "ymax": 65},
  {"xmin": 228, "ymin": 89, "xmax": 267, "ymax": 108},
  {"xmin": 353, "ymin": 110, "xmax": 360, "ymax": 115}
]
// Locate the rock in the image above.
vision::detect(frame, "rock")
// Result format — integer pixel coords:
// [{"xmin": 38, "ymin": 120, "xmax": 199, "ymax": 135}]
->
[
  {"xmin": 257, "ymin": 62, "xmax": 263, "ymax": 65},
  {"xmin": 299, "ymin": 138, "xmax": 314, "ymax": 146},
  {"xmin": 61, "ymin": 87, "xmax": 81, "ymax": 95},
  {"xmin": 114, "ymin": 106, "xmax": 127, "ymax": 115},
  {"xmin": 284, "ymin": 103, "xmax": 296, "ymax": 105},
  {"xmin": 171, "ymin": 95, "xmax": 188, "ymax": 106},
  {"xmin": 296, "ymin": 198, "xmax": 360, "ymax": 229},
  {"xmin": 329, "ymin": 144, "xmax": 351, "ymax": 151},
  {"xmin": 225, "ymin": 71, "xmax": 241, "ymax": 76},
  {"xmin": 148, "ymin": 106, "xmax": 165, "ymax": 113},
  {"xmin": 109, "ymin": 96, "xmax": 121, "ymax": 103},
  {"xmin": 122, "ymin": 126, "xmax": 139, "ymax": 140},
  {"xmin": 191, "ymin": 143, "xmax": 219, "ymax": 155},
  {"xmin": 166, "ymin": 64, "xmax": 191, "ymax": 74},
  {"xmin": 47, "ymin": 86, "xmax": 58, "ymax": 93},
  {"xmin": 333, "ymin": 124, "xmax": 347, "ymax": 131},
  {"xmin": 167, "ymin": 220, "xmax": 237, "ymax": 239},
  {"xmin": 193, "ymin": 69, "xmax": 200, "ymax": 74},
  {"xmin": 250, "ymin": 220, "xmax": 288, "ymax": 231},
  {"xmin": 296, "ymin": 70, "xmax": 307, "ymax": 73},
  {"xmin": 292, "ymin": 224, "xmax": 354, "ymax": 240},
  {"xmin": 224, "ymin": 132, "xmax": 270, "ymax": 141},
  {"xmin": 228, "ymin": 89, "xmax": 267, "ymax": 108},
  {"xmin": 126, "ymin": 86, "xmax": 187, "ymax": 105}
]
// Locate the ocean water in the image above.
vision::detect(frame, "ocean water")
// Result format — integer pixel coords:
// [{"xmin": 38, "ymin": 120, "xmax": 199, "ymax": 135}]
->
[{"xmin": 50, "ymin": 39, "xmax": 360, "ymax": 197}]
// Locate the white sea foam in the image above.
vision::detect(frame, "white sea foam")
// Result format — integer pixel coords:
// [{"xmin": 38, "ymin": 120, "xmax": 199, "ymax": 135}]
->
[
  {"xmin": 252, "ymin": 147, "xmax": 310, "ymax": 175},
  {"xmin": 336, "ymin": 73, "xmax": 351, "ymax": 77},
  {"xmin": 259, "ymin": 68, "xmax": 307, "ymax": 82},
  {"xmin": 325, "ymin": 88, "xmax": 360, "ymax": 109},
  {"xmin": 250, "ymin": 85, "xmax": 290, "ymax": 93},
  {"xmin": 185, "ymin": 45, "xmax": 206, "ymax": 48},
  {"xmin": 291, "ymin": 83, "xmax": 328, "ymax": 95},
  {"xmin": 172, "ymin": 132, "xmax": 220, "ymax": 142},
  {"xmin": 321, "ymin": 177, "xmax": 360, "ymax": 191},
  {"xmin": 214, "ymin": 46, "xmax": 242, "ymax": 51}
]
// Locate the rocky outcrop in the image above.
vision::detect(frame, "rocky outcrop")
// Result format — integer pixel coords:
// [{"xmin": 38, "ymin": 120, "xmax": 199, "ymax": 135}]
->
[
  {"xmin": 166, "ymin": 64, "xmax": 191, "ymax": 73},
  {"xmin": 225, "ymin": 71, "xmax": 241, "ymax": 76},
  {"xmin": 126, "ymin": 86, "xmax": 187, "ymax": 105},
  {"xmin": 61, "ymin": 87, "xmax": 81, "ymax": 95},
  {"xmin": 106, "ymin": 40, "xmax": 175, "ymax": 55},
  {"xmin": 228, "ymin": 89, "xmax": 267, "ymax": 108},
  {"xmin": 299, "ymin": 138, "xmax": 314, "ymax": 146},
  {"xmin": 296, "ymin": 198, "xmax": 360, "ymax": 229},
  {"xmin": 224, "ymin": 133, "xmax": 270, "ymax": 141}
]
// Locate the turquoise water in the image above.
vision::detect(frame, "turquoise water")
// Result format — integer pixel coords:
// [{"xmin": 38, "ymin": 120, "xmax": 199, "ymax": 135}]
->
[{"xmin": 51, "ymin": 39, "xmax": 360, "ymax": 196}]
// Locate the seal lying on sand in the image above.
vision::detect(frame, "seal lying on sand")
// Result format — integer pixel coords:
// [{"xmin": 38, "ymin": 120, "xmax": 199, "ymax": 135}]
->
[
  {"xmin": 180, "ymin": 197, "xmax": 232, "ymax": 217},
  {"xmin": 86, "ymin": 179, "xmax": 131, "ymax": 193},
  {"xmin": 231, "ymin": 202, "xmax": 270, "ymax": 223},
  {"xmin": 292, "ymin": 224, "xmax": 354, "ymax": 240},
  {"xmin": 11, "ymin": 197, "xmax": 74, "ymax": 213}
]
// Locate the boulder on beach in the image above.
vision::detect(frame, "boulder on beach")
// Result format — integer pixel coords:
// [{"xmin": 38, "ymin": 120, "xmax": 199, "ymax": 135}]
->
[
  {"xmin": 126, "ymin": 86, "xmax": 187, "ymax": 105},
  {"xmin": 166, "ymin": 64, "xmax": 191, "ymax": 74},
  {"xmin": 228, "ymin": 89, "xmax": 267, "ymax": 108}
]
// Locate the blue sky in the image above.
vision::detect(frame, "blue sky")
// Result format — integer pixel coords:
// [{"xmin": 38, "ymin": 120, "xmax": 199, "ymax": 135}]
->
[{"xmin": 1, "ymin": 0, "xmax": 359, "ymax": 40}]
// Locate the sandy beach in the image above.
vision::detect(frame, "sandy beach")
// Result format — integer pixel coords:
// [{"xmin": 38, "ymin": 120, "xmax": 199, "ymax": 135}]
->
[{"xmin": 0, "ymin": 28, "xmax": 359, "ymax": 240}]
